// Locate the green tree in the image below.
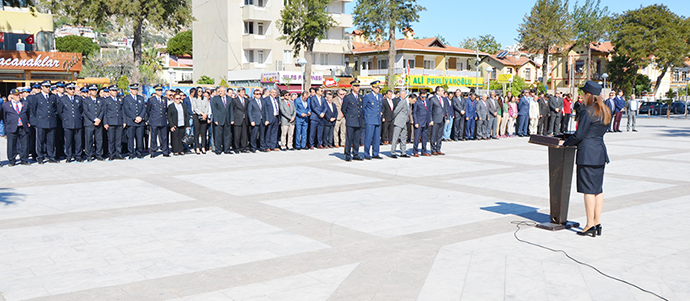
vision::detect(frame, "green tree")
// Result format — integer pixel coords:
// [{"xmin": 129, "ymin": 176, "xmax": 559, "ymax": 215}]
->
[
  {"xmin": 509, "ymin": 76, "xmax": 530, "ymax": 97},
  {"xmin": 458, "ymin": 37, "xmax": 477, "ymax": 50},
  {"xmin": 610, "ymin": 4, "xmax": 690, "ymax": 96},
  {"xmin": 167, "ymin": 30, "xmax": 192, "ymax": 56},
  {"xmin": 476, "ymin": 35, "xmax": 502, "ymax": 54},
  {"xmin": 353, "ymin": 0, "xmax": 425, "ymax": 88},
  {"xmin": 606, "ymin": 54, "xmax": 637, "ymax": 95},
  {"xmin": 56, "ymin": 0, "xmax": 193, "ymax": 83},
  {"xmin": 197, "ymin": 76, "xmax": 215, "ymax": 85},
  {"xmin": 276, "ymin": 0, "xmax": 336, "ymax": 89},
  {"xmin": 139, "ymin": 48, "xmax": 164, "ymax": 85},
  {"xmin": 518, "ymin": 0, "xmax": 573, "ymax": 87},
  {"xmin": 81, "ymin": 50, "xmax": 133, "ymax": 80},
  {"xmin": 572, "ymin": 0, "xmax": 610, "ymax": 80},
  {"xmin": 55, "ymin": 35, "xmax": 101, "ymax": 58},
  {"xmin": 117, "ymin": 75, "xmax": 130, "ymax": 93}
]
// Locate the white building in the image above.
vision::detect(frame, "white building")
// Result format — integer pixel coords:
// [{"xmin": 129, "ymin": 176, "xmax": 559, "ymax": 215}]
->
[
  {"xmin": 159, "ymin": 53, "xmax": 194, "ymax": 84},
  {"xmin": 55, "ymin": 25, "xmax": 97, "ymax": 41},
  {"xmin": 192, "ymin": 0, "xmax": 353, "ymax": 86}
]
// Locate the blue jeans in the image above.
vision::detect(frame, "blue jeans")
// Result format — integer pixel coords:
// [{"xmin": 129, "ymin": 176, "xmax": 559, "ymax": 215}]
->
[
  {"xmin": 295, "ymin": 117, "xmax": 308, "ymax": 148},
  {"xmin": 443, "ymin": 117, "xmax": 453, "ymax": 139}
]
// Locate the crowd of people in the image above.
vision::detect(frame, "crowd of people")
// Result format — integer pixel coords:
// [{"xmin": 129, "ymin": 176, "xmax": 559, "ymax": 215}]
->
[{"xmin": 0, "ymin": 78, "xmax": 642, "ymax": 166}]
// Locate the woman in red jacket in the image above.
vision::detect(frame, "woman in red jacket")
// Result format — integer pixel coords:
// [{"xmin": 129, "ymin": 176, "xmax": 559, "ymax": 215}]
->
[{"xmin": 561, "ymin": 93, "xmax": 573, "ymax": 133}]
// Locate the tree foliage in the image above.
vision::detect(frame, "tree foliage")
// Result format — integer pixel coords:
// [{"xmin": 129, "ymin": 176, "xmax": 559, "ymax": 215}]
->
[
  {"xmin": 54, "ymin": 0, "xmax": 193, "ymax": 83},
  {"xmin": 353, "ymin": 0, "xmax": 425, "ymax": 88},
  {"xmin": 518, "ymin": 0, "xmax": 573, "ymax": 86},
  {"xmin": 509, "ymin": 76, "xmax": 530, "ymax": 97},
  {"xmin": 81, "ymin": 50, "xmax": 133, "ymax": 80},
  {"xmin": 55, "ymin": 35, "xmax": 101, "ymax": 58},
  {"xmin": 276, "ymin": 0, "xmax": 336, "ymax": 89},
  {"xmin": 610, "ymin": 4, "xmax": 690, "ymax": 95},
  {"xmin": 197, "ymin": 76, "xmax": 215, "ymax": 85},
  {"xmin": 167, "ymin": 30, "xmax": 192, "ymax": 56},
  {"xmin": 117, "ymin": 75, "xmax": 130, "ymax": 94},
  {"xmin": 458, "ymin": 37, "xmax": 477, "ymax": 50},
  {"xmin": 573, "ymin": 0, "xmax": 610, "ymax": 80},
  {"xmin": 139, "ymin": 48, "xmax": 164, "ymax": 86},
  {"xmin": 477, "ymin": 35, "xmax": 502, "ymax": 54}
]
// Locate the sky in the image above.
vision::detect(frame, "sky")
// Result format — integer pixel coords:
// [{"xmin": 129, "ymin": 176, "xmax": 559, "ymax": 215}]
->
[{"xmin": 344, "ymin": 0, "xmax": 690, "ymax": 49}]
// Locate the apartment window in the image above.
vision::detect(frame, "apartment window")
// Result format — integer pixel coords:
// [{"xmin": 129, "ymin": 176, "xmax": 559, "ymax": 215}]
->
[
  {"xmin": 457, "ymin": 62, "xmax": 463, "ymax": 71},
  {"xmin": 354, "ymin": 60, "xmax": 359, "ymax": 71},
  {"xmin": 257, "ymin": 23, "xmax": 264, "ymax": 35},
  {"xmin": 257, "ymin": 0, "xmax": 265, "ymax": 7},
  {"xmin": 244, "ymin": 22, "xmax": 254, "ymax": 34},
  {"xmin": 507, "ymin": 67, "xmax": 513, "ymax": 74},
  {"xmin": 257, "ymin": 50, "xmax": 264, "ymax": 64},
  {"xmin": 312, "ymin": 53, "xmax": 328, "ymax": 65},
  {"xmin": 405, "ymin": 59, "xmax": 415, "ymax": 69},
  {"xmin": 378, "ymin": 59, "xmax": 388, "ymax": 69},
  {"xmin": 490, "ymin": 70, "xmax": 497, "ymax": 80},
  {"xmin": 245, "ymin": 0, "xmax": 253, "ymax": 5},
  {"xmin": 245, "ymin": 50, "xmax": 254, "ymax": 63},
  {"xmin": 524, "ymin": 68, "xmax": 531, "ymax": 80},
  {"xmin": 575, "ymin": 60, "xmax": 584, "ymax": 73},
  {"xmin": 423, "ymin": 60, "xmax": 433, "ymax": 69},
  {"xmin": 283, "ymin": 50, "xmax": 292, "ymax": 64}
]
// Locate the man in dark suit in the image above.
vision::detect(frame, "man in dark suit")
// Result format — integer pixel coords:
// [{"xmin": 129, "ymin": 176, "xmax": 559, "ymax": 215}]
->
[
  {"xmin": 537, "ymin": 92, "xmax": 549, "ymax": 135},
  {"xmin": 103, "ymin": 86, "xmax": 126, "ymax": 160},
  {"xmin": 146, "ymin": 85, "xmax": 170, "ymax": 158},
  {"xmin": 309, "ymin": 87, "xmax": 327, "ymax": 149},
  {"xmin": 211, "ymin": 86, "xmax": 234, "ymax": 155},
  {"xmin": 548, "ymin": 91, "xmax": 564, "ymax": 136},
  {"xmin": 248, "ymin": 88, "xmax": 265, "ymax": 152},
  {"xmin": 413, "ymin": 88, "xmax": 432, "ymax": 156},
  {"xmin": 381, "ymin": 89, "xmax": 395, "ymax": 145},
  {"xmin": 363, "ymin": 80, "xmax": 383, "ymax": 159},
  {"xmin": 83, "ymin": 85, "xmax": 105, "ymax": 161},
  {"xmin": 2, "ymin": 89, "xmax": 31, "ymax": 166},
  {"xmin": 605, "ymin": 91, "xmax": 616, "ymax": 132},
  {"xmin": 30, "ymin": 80, "xmax": 59, "ymax": 164},
  {"xmin": 341, "ymin": 79, "xmax": 363, "ymax": 161},
  {"xmin": 613, "ymin": 89, "xmax": 625, "ymax": 132},
  {"xmin": 232, "ymin": 88, "xmax": 249, "ymax": 153},
  {"xmin": 464, "ymin": 93, "xmax": 477, "ymax": 140},
  {"xmin": 262, "ymin": 88, "xmax": 280, "ymax": 151},
  {"xmin": 322, "ymin": 91, "xmax": 338, "ymax": 148},
  {"xmin": 517, "ymin": 90, "xmax": 531, "ymax": 136},
  {"xmin": 123, "ymin": 84, "xmax": 147, "ymax": 159},
  {"xmin": 428, "ymin": 86, "xmax": 447, "ymax": 155},
  {"xmin": 452, "ymin": 90, "xmax": 466, "ymax": 141},
  {"xmin": 57, "ymin": 83, "xmax": 84, "ymax": 162},
  {"xmin": 294, "ymin": 91, "xmax": 311, "ymax": 150}
]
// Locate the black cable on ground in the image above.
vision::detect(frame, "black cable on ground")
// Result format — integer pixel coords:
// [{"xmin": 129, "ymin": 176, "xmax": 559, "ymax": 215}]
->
[{"xmin": 511, "ymin": 221, "xmax": 669, "ymax": 301}]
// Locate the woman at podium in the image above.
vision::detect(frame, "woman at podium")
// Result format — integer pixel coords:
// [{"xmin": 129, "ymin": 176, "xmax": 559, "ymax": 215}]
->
[{"xmin": 558, "ymin": 81, "xmax": 611, "ymax": 237}]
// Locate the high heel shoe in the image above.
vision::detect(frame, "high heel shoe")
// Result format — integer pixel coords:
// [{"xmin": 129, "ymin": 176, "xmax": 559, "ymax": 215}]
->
[
  {"xmin": 595, "ymin": 224, "xmax": 602, "ymax": 236},
  {"xmin": 577, "ymin": 226, "xmax": 597, "ymax": 237}
]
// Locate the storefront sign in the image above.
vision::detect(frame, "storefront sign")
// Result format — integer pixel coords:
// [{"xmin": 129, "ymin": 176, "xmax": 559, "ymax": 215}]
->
[
  {"xmin": 261, "ymin": 71, "xmax": 324, "ymax": 84},
  {"xmin": 406, "ymin": 75, "xmax": 483, "ymax": 87},
  {"xmin": 0, "ymin": 50, "xmax": 82, "ymax": 72},
  {"xmin": 324, "ymin": 78, "xmax": 338, "ymax": 87}
]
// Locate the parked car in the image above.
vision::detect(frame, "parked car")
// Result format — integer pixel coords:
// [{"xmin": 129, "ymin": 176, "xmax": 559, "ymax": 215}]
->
[
  {"xmin": 639, "ymin": 102, "xmax": 663, "ymax": 115},
  {"xmin": 659, "ymin": 103, "xmax": 669, "ymax": 115},
  {"xmin": 670, "ymin": 101, "xmax": 688, "ymax": 114}
]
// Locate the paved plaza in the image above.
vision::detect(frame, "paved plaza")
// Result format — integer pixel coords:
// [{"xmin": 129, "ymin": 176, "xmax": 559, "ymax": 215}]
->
[{"xmin": 0, "ymin": 116, "xmax": 689, "ymax": 301}]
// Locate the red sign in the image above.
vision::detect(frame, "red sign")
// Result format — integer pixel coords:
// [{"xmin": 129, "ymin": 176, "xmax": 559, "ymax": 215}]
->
[
  {"xmin": 0, "ymin": 50, "xmax": 82, "ymax": 72},
  {"xmin": 324, "ymin": 78, "xmax": 338, "ymax": 88},
  {"xmin": 0, "ymin": 33, "xmax": 4, "ymax": 43},
  {"xmin": 24, "ymin": 35, "xmax": 35, "ymax": 45}
]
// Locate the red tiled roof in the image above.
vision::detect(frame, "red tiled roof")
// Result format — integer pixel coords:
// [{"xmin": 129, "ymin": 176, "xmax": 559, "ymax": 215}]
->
[
  {"xmin": 352, "ymin": 38, "xmax": 487, "ymax": 56},
  {"xmin": 168, "ymin": 59, "xmax": 192, "ymax": 68},
  {"xmin": 684, "ymin": 58, "xmax": 690, "ymax": 68},
  {"xmin": 549, "ymin": 41, "xmax": 614, "ymax": 54},
  {"xmin": 486, "ymin": 55, "xmax": 541, "ymax": 68}
]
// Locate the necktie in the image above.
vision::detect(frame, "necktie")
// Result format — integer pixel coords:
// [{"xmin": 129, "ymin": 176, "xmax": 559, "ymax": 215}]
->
[
  {"xmin": 257, "ymin": 99, "xmax": 262, "ymax": 110},
  {"xmin": 423, "ymin": 100, "xmax": 427, "ymax": 109},
  {"xmin": 272, "ymin": 98, "xmax": 278, "ymax": 115},
  {"xmin": 70, "ymin": 96, "xmax": 73, "ymax": 103},
  {"xmin": 287, "ymin": 101, "xmax": 290, "ymax": 109},
  {"xmin": 222, "ymin": 97, "xmax": 226, "ymax": 107},
  {"xmin": 14, "ymin": 103, "xmax": 22, "ymax": 126}
]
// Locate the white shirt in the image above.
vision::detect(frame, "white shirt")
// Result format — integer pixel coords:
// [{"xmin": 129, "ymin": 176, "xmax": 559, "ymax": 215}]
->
[
  {"xmin": 629, "ymin": 98, "xmax": 640, "ymax": 111},
  {"xmin": 174, "ymin": 102, "xmax": 184, "ymax": 126}
]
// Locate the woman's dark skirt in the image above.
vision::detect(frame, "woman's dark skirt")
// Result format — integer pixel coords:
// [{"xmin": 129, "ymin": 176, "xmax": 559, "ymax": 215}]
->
[{"xmin": 576, "ymin": 164, "xmax": 605, "ymax": 194}]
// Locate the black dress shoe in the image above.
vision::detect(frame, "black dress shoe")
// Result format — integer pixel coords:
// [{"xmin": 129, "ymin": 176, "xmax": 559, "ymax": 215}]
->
[
  {"xmin": 345, "ymin": 157, "xmax": 352, "ymax": 162},
  {"xmin": 21, "ymin": 162, "xmax": 30, "ymax": 166},
  {"xmin": 576, "ymin": 226, "xmax": 597, "ymax": 237},
  {"xmin": 76, "ymin": 158, "xmax": 84, "ymax": 162},
  {"xmin": 38, "ymin": 160, "xmax": 45, "ymax": 164},
  {"xmin": 400, "ymin": 154, "xmax": 409, "ymax": 158},
  {"xmin": 96, "ymin": 157, "xmax": 105, "ymax": 161},
  {"xmin": 163, "ymin": 154, "xmax": 170, "ymax": 157},
  {"xmin": 48, "ymin": 159, "xmax": 59, "ymax": 163},
  {"xmin": 353, "ymin": 156, "xmax": 363, "ymax": 161},
  {"xmin": 364, "ymin": 156, "xmax": 371, "ymax": 160},
  {"xmin": 372, "ymin": 156, "xmax": 383, "ymax": 159},
  {"xmin": 390, "ymin": 155, "xmax": 398, "ymax": 159}
]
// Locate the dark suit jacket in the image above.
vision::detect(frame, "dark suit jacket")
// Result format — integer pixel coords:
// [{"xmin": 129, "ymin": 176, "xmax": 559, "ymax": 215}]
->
[
  {"xmin": 58, "ymin": 94, "xmax": 83, "ymax": 129},
  {"xmin": 211, "ymin": 95, "xmax": 234, "ymax": 126},
  {"xmin": 232, "ymin": 96, "xmax": 248, "ymax": 125},
  {"xmin": 2, "ymin": 100, "xmax": 30, "ymax": 133},
  {"xmin": 30, "ymin": 92, "xmax": 58, "ymax": 128},
  {"xmin": 341, "ymin": 93, "xmax": 363, "ymax": 127},
  {"xmin": 564, "ymin": 105, "xmax": 610, "ymax": 165},
  {"xmin": 428, "ymin": 95, "xmax": 447, "ymax": 124},
  {"xmin": 518, "ymin": 96, "xmax": 530, "ymax": 116},
  {"xmin": 103, "ymin": 96, "xmax": 124, "ymax": 125},
  {"xmin": 539, "ymin": 97, "xmax": 550, "ymax": 117},
  {"xmin": 310, "ymin": 95, "xmax": 327, "ymax": 121},
  {"xmin": 549, "ymin": 96, "xmax": 564, "ymax": 113},
  {"xmin": 324, "ymin": 102, "xmax": 338, "ymax": 126},
  {"xmin": 465, "ymin": 98, "xmax": 477, "ymax": 119},
  {"xmin": 412, "ymin": 98, "xmax": 432, "ymax": 126},
  {"xmin": 146, "ymin": 95, "xmax": 168, "ymax": 127},
  {"xmin": 262, "ymin": 96, "xmax": 280, "ymax": 124},
  {"xmin": 452, "ymin": 96, "xmax": 466, "ymax": 117},
  {"xmin": 247, "ymin": 97, "xmax": 263, "ymax": 125},
  {"xmin": 167, "ymin": 102, "xmax": 190, "ymax": 128},
  {"xmin": 82, "ymin": 96, "xmax": 104, "ymax": 127},
  {"xmin": 124, "ymin": 94, "xmax": 147, "ymax": 127},
  {"xmin": 382, "ymin": 97, "xmax": 395, "ymax": 122}
]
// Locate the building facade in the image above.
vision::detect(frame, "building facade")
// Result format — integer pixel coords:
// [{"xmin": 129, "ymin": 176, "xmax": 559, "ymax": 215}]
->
[
  {"xmin": 480, "ymin": 52, "xmax": 541, "ymax": 85},
  {"xmin": 548, "ymin": 42, "xmax": 614, "ymax": 95},
  {"xmin": 192, "ymin": 0, "xmax": 353, "ymax": 87}
]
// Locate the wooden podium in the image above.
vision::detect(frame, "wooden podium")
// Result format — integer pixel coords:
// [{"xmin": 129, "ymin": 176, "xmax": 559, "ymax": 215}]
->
[{"xmin": 529, "ymin": 135, "xmax": 580, "ymax": 231}]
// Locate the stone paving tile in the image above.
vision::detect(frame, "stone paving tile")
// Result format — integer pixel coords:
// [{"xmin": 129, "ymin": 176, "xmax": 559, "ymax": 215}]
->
[{"xmin": 333, "ymin": 156, "xmax": 507, "ymax": 178}]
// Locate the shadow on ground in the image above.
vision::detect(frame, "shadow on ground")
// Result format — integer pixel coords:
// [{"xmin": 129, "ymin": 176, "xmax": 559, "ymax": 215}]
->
[{"xmin": 480, "ymin": 202, "xmax": 550, "ymax": 223}]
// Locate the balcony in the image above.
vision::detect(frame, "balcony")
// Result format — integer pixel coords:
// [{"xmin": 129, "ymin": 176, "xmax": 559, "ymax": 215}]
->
[
  {"xmin": 242, "ymin": 4, "xmax": 271, "ymax": 21},
  {"xmin": 313, "ymin": 39, "xmax": 348, "ymax": 53},
  {"xmin": 331, "ymin": 13, "xmax": 353, "ymax": 28},
  {"xmin": 242, "ymin": 34, "xmax": 272, "ymax": 50},
  {"xmin": 359, "ymin": 68, "xmax": 480, "ymax": 77}
]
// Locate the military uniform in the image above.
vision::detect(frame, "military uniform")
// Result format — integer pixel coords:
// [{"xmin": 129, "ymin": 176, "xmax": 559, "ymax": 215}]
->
[
  {"xmin": 363, "ymin": 81, "xmax": 383, "ymax": 159},
  {"xmin": 103, "ymin": 86, "xmax": 125, "ymax": 160},
  {"xmin": 83, "ymin": 85, "xmax": 105, "ymax": 161},
  {"xmin": 146, "ymin": 85, "xmax": 170, "ymax": 157},
  {"xmin": 124, "ymin": 84, "xmax": 148, "ymax": 159},
  {"xmin": 57, "ymin": 83, "xmax": 84, "ymax": 162},
  {"xmin": 30, "ymin": 80, "xmax": 59, "ymax": 163},
  {"xmin": 341, "ymin": 79, "xmax": 364, "ymax": 161}
]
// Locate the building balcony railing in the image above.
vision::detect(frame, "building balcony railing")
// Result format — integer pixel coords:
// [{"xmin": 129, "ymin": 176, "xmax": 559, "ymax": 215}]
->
[{"xmin": 359, "ymin": 68, "xmax": 479, "ymax": 77}]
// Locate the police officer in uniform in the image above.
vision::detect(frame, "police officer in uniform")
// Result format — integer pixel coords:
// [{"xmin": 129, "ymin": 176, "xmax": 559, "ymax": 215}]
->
[
  {"xmin": 26, "ymin": 82, "xmax": 40, "ymax": 160},
  {"xmin": 341, "ymin": 79, "xmax": 364, "ymax": 161},
  {"xmin": 104, "ymin": 85, "xmax": 126, "ymax": 160},
  {"xmin": 58, "ymin": 83, "xmax": 84, "ymax": 162},
  {"xmin": 363, "ymin": 80, "xmax": 383, "ymax": 160},
  {"xmin": 123, "ymin": 83, "xmax": 147, "ymax": 159},
  {"xmin": 30, "ymin": 80, "xmax": 59, "ymax": 164},
  {"xmin": 147, "ymin": 85, "xmax": 170, "ymax": 158},
  {"xmin": 54, "ymin": 81, "xmax": 66, "ymax": 160},
  {"xmin": 83, "ymin": 84, "xmax": 105, "ymax": 161}
]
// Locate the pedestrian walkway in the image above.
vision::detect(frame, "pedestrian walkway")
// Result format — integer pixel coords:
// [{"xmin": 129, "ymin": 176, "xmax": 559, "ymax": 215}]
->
[{"xmin": 0, "ymin": 117, "xmax": 688, "ymax": 300}]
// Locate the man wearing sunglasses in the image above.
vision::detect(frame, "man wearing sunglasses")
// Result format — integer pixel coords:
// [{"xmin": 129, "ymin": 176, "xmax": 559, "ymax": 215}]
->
[{"xmin": 248, "ymin": 89, "xmax": 265, "ymax": 152}]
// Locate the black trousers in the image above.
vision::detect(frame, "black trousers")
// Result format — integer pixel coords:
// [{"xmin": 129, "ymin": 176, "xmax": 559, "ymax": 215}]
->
[
  {"xmin": 214, "ymin": 124, "xmax": 233, "ymax": 154},
  {"xmin": 64, "ymin": 128, "xmax": 83, "ymax": 159},
  {"xmin": 84, "ymin": 125, "xmax": 104, "ymax": 158},
  {"xmin": 150, "ymin": 125, "xmax": 169, "ymax": 156},
  {"xmin": 35, "ymin": 127, "xmax": 56, "ymax": 160},
  {"xmin": 28, "ymin": 126, "xmax": 36, "ymax": 159},
  {"xmin": 381, "ymin": 120, "xmax": 394, "ymax": 143},
  {"xmin": 453, "ymin": 115, "xmax": 465, "ymax": 140},
  {"xmin": 6, "ymin": 126, "xmax": 28, "ymax": 164},
  {"xmin": 233, "ymin": 122, "xmax": 248, "ymax": 151},
  {"xmin": 548, "ymin": 113, "xmax": 562, "ymax": 135},
  {"xmin": 413, "ymin": 126, "xmax": 429, "ymax": 154},
  {"xmin": 193, "ymin": 115, "xmax": 209, "ymax": 150},
  {"xmin": 170, "ymin": 127, "xmax": 185, "ymax": 153},
  {"xmin": 127, "ymin": 125, "xmax": 145, "ymax": 157},
  {"xmin": 323, "ymin": 124, "xmax": 334, "ymax": 146},
  {"xmin": 264, "ymin": 121, "xmax": 279, "ymax": 150},
  {"xmin": 345, "ymin": 126, "xmax": 362, "ymax": 158},
  {"xmin": 538, "ymin": 116, "xmax": 548, "ymax": 135},
  {"xmin": 561, "ymin": 113, "xmax": 571, "ymax": 133},
  {"xmin": 107, "ymin": 125, "xmax": 123, "ymax": 158},
  {"xmin": 55, "ymin": 120, "xmax": 64, "ymax": 159},
  {"xmin": 250, "ymin": 123, "xmax": 265, "ymax": 151},
  {"xmin": 430, "ymin": 122, "xmax": 444, "ymax": 153}
]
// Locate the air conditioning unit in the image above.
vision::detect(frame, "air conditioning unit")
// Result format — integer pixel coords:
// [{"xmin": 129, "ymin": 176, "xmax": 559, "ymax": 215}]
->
[{"xmin": 276, "ymin": 60, "xmax": 284, "ymax": 71}]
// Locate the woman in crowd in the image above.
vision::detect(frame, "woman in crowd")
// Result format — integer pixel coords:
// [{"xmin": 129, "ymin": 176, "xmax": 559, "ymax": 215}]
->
[
  {"xmin": 192, "ymin": 88, "xmax": 211, "ymax": 154},
  {"xmin": 562, "ymin": 93, "xmax": 573, "ymax": 133},
  {"xmin": 167, "ymin": 92, "xmax": 190, "ymax": 156},
  {"xmin": 560, "ymin": 81, "xmax": 611, "ymax": 237},
  {"xmin": 573, "ymin": 94, "xmax": 585, "ymax": 129},
  {"xmin": 498, "ymin": 93, "xmax": 510, "ymax": 137},
  {"xmin": 507, "ymin": 96, "xmax": 518, "ymax": 137}
]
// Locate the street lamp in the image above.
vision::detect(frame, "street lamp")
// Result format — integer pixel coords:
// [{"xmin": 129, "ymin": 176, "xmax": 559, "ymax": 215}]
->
[
  {"xmin": 296, "ymin": 58, "xmax": 307, "ymax": 92},
  {"xmin": 485, "ymin": 66, "xmax": 493, "ymax": 94},
  {"xmin": 602, "ymin": 73, "xmax": 608, "ymax": 94}
]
